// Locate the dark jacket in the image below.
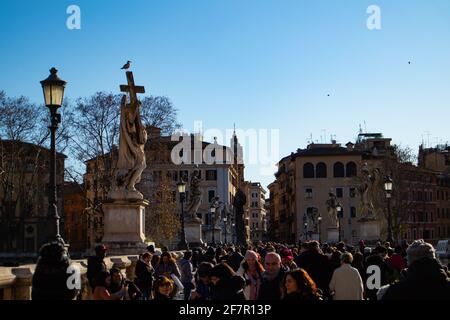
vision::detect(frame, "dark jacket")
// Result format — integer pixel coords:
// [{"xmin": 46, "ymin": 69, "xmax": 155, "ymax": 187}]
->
[
  {"xmin": 365, "ymin": 254, "xmax": 392, "ymax": 300},
  {"xmin": 194, "ymin": 281, "xmax": 213, "ymax": 300},
  {"xmin": 226, "ymin": 252, "xmax": 244, "ymax": 272},
  {"xmin": 87, "ymin": 256, "xmax": 107, "ymax": 290},
  {"xmin": 382, "ymin": 258, "xmax": 450, "ymax": 300},
  {"xmin": 283, "ymin": 291, "xmax": 322, "ymax": 301},
  {"xmin": 135, "ymin": 259, "xmax": 154, "ymax": 291},
  {"xmin": 211, "ymin": 275, "xmax": 246, "ymax": 300},
  {"xmin": 180, "ymin": 258, "xmax": 194, "ymax": 284},
  {"xmin": 154, "ymin": 262, "xmax": 181, "ymax": 279},
  {"xmin": 32, "ymin": 262, "xmax": 79, "ymax": 300},
  {"xmin": 258, "ymin": 269, "xmax": 285, "ymax": 300},
  {"xmin": 296, "ymin": 250, "xmax": 332, "ymax": 295}
]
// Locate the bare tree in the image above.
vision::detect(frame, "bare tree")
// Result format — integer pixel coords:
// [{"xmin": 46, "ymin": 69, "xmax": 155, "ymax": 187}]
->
[
  {"xmin": 145, "ymin": 174, "xmax": 180, "ymax": 246},
  {"xmin": 0, "ymin": 91, "xmax": 72, "ymax": 251},
  {"xmin": 140, "ymin": 96, "xmax": 181, "ymax": 135}
]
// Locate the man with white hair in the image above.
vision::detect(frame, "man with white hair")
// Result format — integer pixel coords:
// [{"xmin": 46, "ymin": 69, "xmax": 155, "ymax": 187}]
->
[
  {"xmin": 382, "ymin": 239, "xmax": 450, "ymax": 300},
  {"xmin": 257, "ymin": 252, "xmax": 285, "ymax": 300},
  {"xmin": 329, "ymin": 252, "xmax": 364, "ymax": 300}
]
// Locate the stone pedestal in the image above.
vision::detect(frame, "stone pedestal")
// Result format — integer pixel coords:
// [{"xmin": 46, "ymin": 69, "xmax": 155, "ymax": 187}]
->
[
  {"xmin": 359, "ymin": 219, "xmax": 380, "ymax": 241},
  {"xmin": 205, "ymin": 227, "xmax": 222, "ymax": 244},
  {"xmin": 102, "ymin": 199, "xmax": 149, "ymax": 255},
  {"xmin": 184, "ymin": 219, "xmax": 203, "ymax": 247},
  {"xmin": 327, "ymin": 228, "xmax": 339, "ymax": 243}
]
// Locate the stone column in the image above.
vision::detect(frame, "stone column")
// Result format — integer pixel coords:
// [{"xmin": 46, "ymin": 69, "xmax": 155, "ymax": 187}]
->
[
  {"xmin": 11, "ymin": 266, "xmax": 34, "ymax": 300},
  {"xmin": 0, "ymin": 267, "xmax": 16, "ymax": 300}
]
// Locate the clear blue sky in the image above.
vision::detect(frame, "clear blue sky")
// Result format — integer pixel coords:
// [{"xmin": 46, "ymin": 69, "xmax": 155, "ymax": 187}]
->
[{"xmin": 1, "ymin": 0, "xmax": 450, "ymax": 189}]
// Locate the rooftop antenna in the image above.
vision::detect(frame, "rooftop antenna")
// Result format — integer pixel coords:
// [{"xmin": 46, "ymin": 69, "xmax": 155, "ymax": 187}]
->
[
  {"xmin": 425, "ymin": 131, "xmax": 431, "ymax": 148},
  {"xmin": 359, "ymin": 124, "xmax": 363, "ymax": 134},
  {"xmin": 364, "ymin": 121, "xmax": 367, "ymax": 133},
  {"xmin": 309, "ymin": 133, "xmax": 313, "ymax": 144},
  {"xmin": 322, "ymin": 129, "xmax": 326, "ymax": 143}
]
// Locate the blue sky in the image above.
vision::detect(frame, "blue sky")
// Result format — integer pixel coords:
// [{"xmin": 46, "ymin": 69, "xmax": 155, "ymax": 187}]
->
[{"xmin": 1, "ymin": 0, "xmax": 450, "ymax": 189}]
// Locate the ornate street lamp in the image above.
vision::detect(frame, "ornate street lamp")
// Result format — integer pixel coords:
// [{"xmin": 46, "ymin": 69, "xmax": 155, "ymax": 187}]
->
[
  {"xmin": 40, "ymin": 68, "xmax": 67, "ymax": 246},
  {"xmin": 177, "ymin": 180, "xmax": 188, "ymax": 250},
  {"xmin": 318, "ymin": 215, "xmax": 322, "ymax": 243},
  {"xmin": 210, "ymin": 205, "xmax": 216, "ymax": 245},
  {"xmin": 302, "ymin": 213, "xmax": 307, "ymax": 240},
  {"xmin": 384, "ymin": 175, "xmax": 394, "ymax": 244},
  {"xmin": 337, "ymin": 204, "xmax": 342, "ymax": 242},
  {"xmin": 223, "ymin": 216, "xmax": 228, "ymax": 244}
]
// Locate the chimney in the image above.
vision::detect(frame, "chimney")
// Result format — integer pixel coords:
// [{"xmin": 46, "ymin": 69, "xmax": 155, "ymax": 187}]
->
[{"xmin": 346, "ymin": 142, "xmax": 354, "ymax": 151}]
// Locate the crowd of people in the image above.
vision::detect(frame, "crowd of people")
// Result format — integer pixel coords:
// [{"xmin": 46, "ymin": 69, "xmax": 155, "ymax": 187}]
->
[{"xmin": 84, "ymin": 239, "xmax": 450, "ymax": 301}]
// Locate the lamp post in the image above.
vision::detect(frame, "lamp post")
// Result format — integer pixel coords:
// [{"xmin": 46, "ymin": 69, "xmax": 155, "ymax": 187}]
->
[
  {"xmin": 318, "ymin": 215, "xmax": 322, "ymax": 243},
  {"xmin": 337, "ymin": 204, "xmax": 342, "ymax": 242},
  {"xmin": 40, "ymin": 68, "xmax": 67, "ymax": 246},
  {"xmin": 210, "ymin": 206, "xmax": 216, "ymax": 245},
  {"xmin": 301, "ymin": 212, "xmax": 307, "ymax": 240},
  {"xmin": 384, "ymin": 176, "xmax": 394, "ymax": 244},
  {"xmin": 177, "ymin": 180, "xmax": 188, "ymax": 250},
  {"xmin": 223, "ymin": 216, "xmax": 228, "ymax": 244}
]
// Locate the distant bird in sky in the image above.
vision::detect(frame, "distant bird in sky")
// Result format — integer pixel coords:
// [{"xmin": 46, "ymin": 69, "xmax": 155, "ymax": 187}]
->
[
  {"xmin": 408, "ymin": 61, "xmax": 411, "ymax": 65},
  {"xmin": 121, "ymin": 60, "xmax": 131, "ymax": 70},
  {"xmin": 327, "ymin": 94, "xmax": 330, "ymax": 97}
]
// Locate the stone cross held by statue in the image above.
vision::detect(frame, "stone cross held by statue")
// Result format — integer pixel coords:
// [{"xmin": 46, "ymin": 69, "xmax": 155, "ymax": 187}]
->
[{"xmin": 120, "ymin": 71, "xmax": 145, "ymax": 104}]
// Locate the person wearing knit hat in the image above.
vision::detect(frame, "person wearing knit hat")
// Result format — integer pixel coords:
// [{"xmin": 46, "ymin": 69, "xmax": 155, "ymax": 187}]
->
[
  {"xmin": 280, "ymin": 248, "xmax": 298, "ymax": 271},
  {"xmin": 236, "ymin": 250, "xmax": 264, "ymax": 300},
  {"xmin": 382, "ymin": 239, "xmax": 450, "ymax": 300},
  {"xmin": 244, "ymin": 250, "xmax": 259, "ymax": 262},
  {"xmin": 406, "ymin": 239, "xmax": 436, "ymax": 266}
]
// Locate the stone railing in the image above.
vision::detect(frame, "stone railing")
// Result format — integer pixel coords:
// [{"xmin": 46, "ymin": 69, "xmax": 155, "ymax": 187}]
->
[
  {"xmin": 0, "ymin": 250, "xmax": 187, "ymax": 300},
  {"xmin": 0, "ymin": 255, "xmax": 139, "ymax": 300}
]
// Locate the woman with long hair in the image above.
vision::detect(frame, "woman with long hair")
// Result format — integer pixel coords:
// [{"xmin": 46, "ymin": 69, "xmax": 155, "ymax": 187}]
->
[
  {"xmin": 282, "ymin": 268, "xmax": 322, "ymax": 301},
  {"xmin": 236, "ymin": 250, "xmax": 264, "ymax": 300},
  {"xmin": 93, "ymin": 271, "xmax": 127, "ymax": 300},
  {"xmin": 154, "ymin": 252, "xmax": 181, "ymax": 279}
]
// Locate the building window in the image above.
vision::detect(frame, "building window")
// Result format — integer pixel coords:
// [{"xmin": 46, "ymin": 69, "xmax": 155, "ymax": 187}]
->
[
  {"xmin": 206, "ymin": 170, "xmax": 217, "ymax": 181},
  {"xmin": 350, "ymin": 207, "xmax": 357, "ymax": 218},
  {"xmin": 305, "ymin": 188, "xmax": 313, "ymax": 199},
  {"xmin": 336, "ymin": 187, "xmax": 343, "ymax": 198},
  {"xmin": 303, "ymin": 163, "xmax": 315, "ymax": 178},
  {"xmin": 349, "ymin": 187, "xmax": 356, "ymax": 198},
  {"xmin": 346, "ymin": 162, "xmax": 357, "ymax": 177},
  {"xmin": 333, "ymin": 162, "xmax": 345, "ymax": 178},
  {"xmin": 316, "ymin": 162, "xmax": 327, "ymax": 178}
]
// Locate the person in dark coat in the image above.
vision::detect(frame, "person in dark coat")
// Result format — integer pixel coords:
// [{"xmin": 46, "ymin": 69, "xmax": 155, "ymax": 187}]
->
[
  {"xmin": 180, "ymin": 251, "xmax": 195, "ymax": 300},
  {"xmin": 109, "ymin": 268, "xmax": 142, "ymax": 300},
  {"xmin": 365, "ymin": 245, "xmax": 393, "ymax": 300},
  {"xmin": 295, "ymin": 241, "xmax": 332, "ymax": 298},
  {"xmin": 226, "ymin": 247, "xmax": 244, "ymax": 272},
  {"xmin": 258, "ymin": 252, "xmax": 285, "ymax": 300},
  {"xmin": 382, "ymin": 240, "xmax": 450, "ymax": 300},
  {"xmin": 209, "ymin": 263, "xmax": 246, "ymax": 300},
  {"xmin": 191, "ymin": 262, "xmax": 214, "ymax": 301},
  {"xmin": 32, "ymin": 242, "xmax": 79, "ymax": 300},
  {"xmin": 87, "ymin": 244, "xmax": 108, "ymax": 291},
  {"xmin": 134, "ymin": 252, "xmax": 154, "ymax": 300}
]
